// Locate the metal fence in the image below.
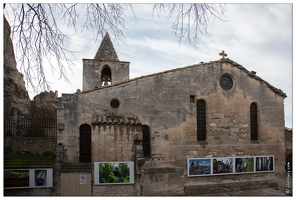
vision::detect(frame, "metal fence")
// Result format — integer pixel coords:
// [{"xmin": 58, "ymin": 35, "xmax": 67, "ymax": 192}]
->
[{"xmin": 4, "ymin": 118, "xmax": 57, "ymax": 137}]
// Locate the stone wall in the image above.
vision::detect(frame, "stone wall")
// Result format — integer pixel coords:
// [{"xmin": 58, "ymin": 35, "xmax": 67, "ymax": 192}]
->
[
  {"xmin": 184, "ymin": 179, "xmax": 278, "ymax": 195},
  {"xmin": 140, "ymin": 167, "xmax": 185, "ymax": 196},
  {"xmin": 90, "ymin": 123, "xmax": 143, "ymax": 195},
  {"xmin": 92, "ymin": 184, "xmax": 141, "ymax": 196},
  {"xmin": 91, "ymin": 123, "xmax": 143, "ymax": 161},
  {"xmin": 56, "ymin": 59, "xmax": 286, "ymax": 195},
  {"xmin": 4, "ymin": 188, "xmax": 53, "ymax": 196},
  {"xmin": 4, "ymin": 137, "xmax": 57, "ymax": 155}
]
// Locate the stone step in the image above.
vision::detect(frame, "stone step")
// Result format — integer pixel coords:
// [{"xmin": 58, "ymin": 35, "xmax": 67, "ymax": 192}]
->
[
  {"xmin": 61, "ymin": 163, "xmax": 92, "ymax": 173},
  {"xmin": 184, "ymin": 180, "xmax": 278, "ymax": 195}
]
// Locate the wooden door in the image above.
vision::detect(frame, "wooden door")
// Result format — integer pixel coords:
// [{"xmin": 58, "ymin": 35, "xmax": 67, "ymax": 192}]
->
[{"xmin": 61, "ymin": 173, "xmax": 91, "ymax": 196}]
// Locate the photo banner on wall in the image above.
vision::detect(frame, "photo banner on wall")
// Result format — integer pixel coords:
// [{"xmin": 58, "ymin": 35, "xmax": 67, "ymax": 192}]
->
[
  {"xmin": 187, "ymin": 155, "xmax": 274, "ymax": 177},
  {"xmin": 255, "ymin": 156, "xmax": 274, "ymax": 172},
  {"xmin": 188, "ymin": 158, "xmax": 211, "ymax": 176},
  {"xmin": 94, "ymin": 162, "xmax": 134, "ymax": 185},
  {"xmin": 4, "ymin": 168, "xmax": 53, "ymax": 189},
  {"xmin": 235, "ymin": 157, "xmax": 255, "ymax": 174},
  {"xmin": 213, "ymin": 157, "xmax": 234, "ymax": 175}
]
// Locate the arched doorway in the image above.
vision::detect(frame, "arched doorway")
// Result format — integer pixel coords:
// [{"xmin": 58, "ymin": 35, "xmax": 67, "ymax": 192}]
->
[{"xmin": 79, "ymin": 124, "xmax": 91, "ymax": 163}]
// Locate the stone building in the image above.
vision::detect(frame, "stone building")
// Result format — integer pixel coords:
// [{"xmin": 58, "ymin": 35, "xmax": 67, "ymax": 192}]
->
[
  {"xmin": 285, "ymin": 128, "xmax": 292, "ymax": 155},
  {"xmin": 54, "ymin": 33, "xmax": 287, "ymax": 196},
  {"xmin": 285, "ymin": 128, "xmax": 292, "ymax": 172}
]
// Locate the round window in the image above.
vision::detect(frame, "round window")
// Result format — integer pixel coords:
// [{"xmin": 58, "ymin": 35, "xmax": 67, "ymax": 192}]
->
[
  {"xmin": 110, "ymin": 99, "xmax": 120, "ymax": 108},
  {"xmin": 220, "ymin": 74, "xmax": 233, "ymax": 90}
]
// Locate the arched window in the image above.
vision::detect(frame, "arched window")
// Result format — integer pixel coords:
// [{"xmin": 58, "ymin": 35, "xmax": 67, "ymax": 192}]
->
[
  {"xmin": 197, "ymin": 100, "xmax": 206, "ymax": 141},
  {"xmin": 250, "ymin": 102, "xmax": 258, "ymax": 140},
  {"xmin": 79, "ymin": 124, "xmax": 91, "ymax": 163},
  {"xmin": 101, "ymin": 66, "xmax": 112, "ymax": 86},
  {"xmin": 142, "ymin": 125, "xmax": 151, "ymax": 158}
]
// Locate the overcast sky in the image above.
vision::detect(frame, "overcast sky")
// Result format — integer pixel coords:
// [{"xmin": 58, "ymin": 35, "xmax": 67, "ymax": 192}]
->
[{"xmin": 4, "ymin": 3, "xmax": 293, "ymax": 128}]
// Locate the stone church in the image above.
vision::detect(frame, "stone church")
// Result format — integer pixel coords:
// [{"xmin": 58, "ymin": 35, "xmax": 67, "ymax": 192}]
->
[{"xmin": 54, "ymin": 33, "xmax": 287, "ymax": 196}]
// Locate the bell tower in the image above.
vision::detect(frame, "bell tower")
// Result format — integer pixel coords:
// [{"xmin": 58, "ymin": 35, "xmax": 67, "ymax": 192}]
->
[{"xmin": 82, "ymin": 32, "xmax": 130, "ymax": 91}]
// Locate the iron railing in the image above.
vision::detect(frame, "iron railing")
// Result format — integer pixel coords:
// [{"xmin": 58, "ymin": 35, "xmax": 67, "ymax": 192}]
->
[{"xmin": 4, "ymin": 118, "xmax": 57, "ymax": 137}]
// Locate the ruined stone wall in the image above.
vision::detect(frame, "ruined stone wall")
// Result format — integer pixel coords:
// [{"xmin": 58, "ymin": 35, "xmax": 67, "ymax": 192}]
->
[
  {"xmin": 56, "ymin": 60, "xmax": 286, "ymax": 195},
  {"xmin": 4, "ymin": 137, "xmax": 57, "ymax": 155},
  {"xmin": 4, "ymin": 16, "xmax": 30, "ymax": 118},
  {"xmin": 33, "ymin": 90, "xmax": 58, "ymax": 108}
]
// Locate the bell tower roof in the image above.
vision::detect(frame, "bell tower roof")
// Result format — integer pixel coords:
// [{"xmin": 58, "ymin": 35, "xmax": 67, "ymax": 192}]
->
[{"xmin": 94, "ymin": 32, "xmax": 119, "ymax": 61}]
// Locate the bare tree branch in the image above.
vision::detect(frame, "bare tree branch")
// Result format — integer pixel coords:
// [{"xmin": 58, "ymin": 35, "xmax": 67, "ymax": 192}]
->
[
  {"xmin": 4, "ymin": 3, "xmax": 225, "ymax": 95},
  {"xmin": 6, "ymin": 3, "xmax": 76, "ymax": 93},
  {"xmin": 61, "ymin": 3, "xmax": 79, "ymax": 32},
  {"xmin": 81, "ymin": 3, "xmax": 127, "ymax": 43},
  {"xmin": 4, "ymin": 3, "xmax": 129, "ymax": 94},
  {"xmin": 153, "ymin": 3, "xmax": 226, "ymax": 46}
]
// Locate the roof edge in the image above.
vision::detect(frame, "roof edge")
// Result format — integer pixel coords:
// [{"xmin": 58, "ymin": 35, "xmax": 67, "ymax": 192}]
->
[
  {"xmin": 220, "ymin": 58, "xmax": 286, "ymax": 98},
  {"xmin": 76, "ymin": 58, "xmax": 286, "ymax": 99}
]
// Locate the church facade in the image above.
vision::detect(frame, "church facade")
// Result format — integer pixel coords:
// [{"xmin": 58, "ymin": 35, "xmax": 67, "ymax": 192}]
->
[{"xmin": 54, "ymin": 33, "xmax": 287, "ymax": 196}]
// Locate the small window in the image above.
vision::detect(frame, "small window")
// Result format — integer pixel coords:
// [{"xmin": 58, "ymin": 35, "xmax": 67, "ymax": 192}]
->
[
  {"xmin": 110, "ymin": 99, "xmax": 119, "ymax": 108},
  {"xmin": 220, "ymin": 74, "xmax": 233, "ymax": 90},
  {"xmin": 197, "ymin": 100, "xmax": 206, "ymax": 141},
  {"xmin": 250, "ymin": 102, "xmax": 258, "ymax": 140},
  {"xmin": 190, "ymin": 95, "xmax": 196, "ymax": 103}
]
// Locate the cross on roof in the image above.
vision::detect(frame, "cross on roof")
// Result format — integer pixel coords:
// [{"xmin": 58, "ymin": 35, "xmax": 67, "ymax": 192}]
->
[{"xmin": 219, "ymin": 50, "xmax": 227, "ymax": 59}]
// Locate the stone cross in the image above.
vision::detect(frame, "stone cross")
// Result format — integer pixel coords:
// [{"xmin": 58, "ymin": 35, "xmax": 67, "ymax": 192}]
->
[{"xmin": 219, "ymin": 50, "xmax": 227, "ymax": 59}]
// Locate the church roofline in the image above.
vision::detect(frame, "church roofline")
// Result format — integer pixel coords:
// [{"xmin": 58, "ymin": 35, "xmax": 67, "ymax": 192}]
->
[
  {"xmin": 82, "ymin": 58, "xmax": 130, "ymax": 63},
  {"xmin": 78, "ymin": 58, "xmax": 286, "ymax": 99},
  {"xmin": 220, "ymin": 58, "xmax": 287, "ymax": 98}
]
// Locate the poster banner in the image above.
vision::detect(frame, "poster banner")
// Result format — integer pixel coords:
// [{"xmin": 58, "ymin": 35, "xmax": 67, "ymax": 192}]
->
[
  {"xmin": 235, "ymin": 157, "xmax": 255, "ymax": 173},
  {"xmin": 4, "ymin": 168, "xmax": 53, "ymax": 189},
  {"xmin": 188, "ymin": 155, "xmax": 274, "ymax": 177},
  {"xmin": 255, "ymin": 156, "xmax": 274, "ymax": 172},
  {"xmin": 188, "ymin": 158, "xmax": 211, "ymax": 176},
  {"xmin": 94, "ymin": 162, "xmax": 134, "ymax": 185},
  {"xmin": 213, "ymin": 157, "xmax": 234, "ymax": 175}
]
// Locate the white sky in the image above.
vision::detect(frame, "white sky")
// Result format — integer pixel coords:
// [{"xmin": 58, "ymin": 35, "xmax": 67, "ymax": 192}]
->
[{"xmin": 2, "ymin": 3, "xmax": 293, "ymax": 128}]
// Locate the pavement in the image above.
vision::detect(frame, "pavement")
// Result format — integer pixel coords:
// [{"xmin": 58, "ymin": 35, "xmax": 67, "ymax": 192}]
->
[{"xmin": 201, "ymin": 187, "xmax": 292, "ymax": 196}]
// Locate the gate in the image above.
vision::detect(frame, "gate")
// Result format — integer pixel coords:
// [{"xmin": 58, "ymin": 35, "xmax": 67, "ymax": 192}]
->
[{"xmin": 4, "ymin": 118, "xmax": 57, "ymax": 137}]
